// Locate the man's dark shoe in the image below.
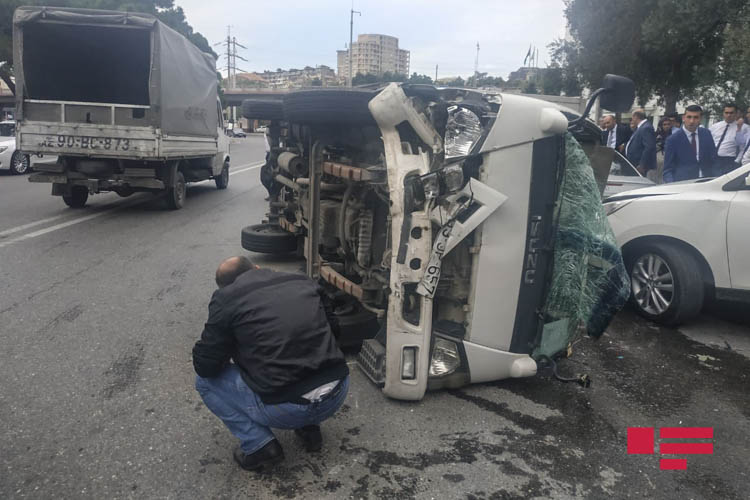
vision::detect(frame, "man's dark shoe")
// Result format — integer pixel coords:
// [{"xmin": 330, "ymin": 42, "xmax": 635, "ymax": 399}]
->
[
  {"xmin": 294, "ymin": 425, "xmax": 322, "ymax": 452},
  {"xmin": 233, "ymin": 440, "xmax": 284, "ymax": 471}
]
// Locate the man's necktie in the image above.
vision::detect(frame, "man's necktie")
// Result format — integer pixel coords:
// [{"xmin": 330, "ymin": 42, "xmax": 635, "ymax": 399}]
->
[{"xmin": 691, "ymin": 132, "xmax": 697, "ymax": 158}]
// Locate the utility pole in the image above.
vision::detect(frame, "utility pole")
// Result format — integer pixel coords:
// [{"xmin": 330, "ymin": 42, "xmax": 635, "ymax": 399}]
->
[
  {"xmin": 214, "ymin": 26, "xmax": 247, "ymax": 90},
  {"xmin": 474, "ymin": 42, "xmax": 480, "ymax": 87},
  {"xmin": 348, "ymin": 7, "xmax": 361, "ymax": 87},
  {"xmin": 435, "ymin": 64, "xmax": 438, "ymax": 83}
]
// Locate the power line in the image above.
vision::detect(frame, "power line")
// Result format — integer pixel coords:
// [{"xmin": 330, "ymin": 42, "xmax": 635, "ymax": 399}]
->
[{"xmin": 214, "ymin": 26, "xmax": 247, "ymax": 89}]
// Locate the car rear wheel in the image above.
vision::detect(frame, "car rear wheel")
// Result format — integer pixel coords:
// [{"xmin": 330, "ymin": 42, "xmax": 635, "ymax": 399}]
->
[
  {"xmin": 10, "ymin": 151, "xmax": 30, "ymax": 175},
  {"xmin": 241, "ymin": 223, "xmax": 297, "ymax": 254},
  {"xmin": 627, "ymin": 241, "xmax": 704, "ymax": 326}
]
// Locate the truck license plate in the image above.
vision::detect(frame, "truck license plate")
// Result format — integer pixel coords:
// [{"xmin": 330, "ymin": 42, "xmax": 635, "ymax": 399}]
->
[{"xmin": 41, "ymin": 135, "xmax": 131, "ymax": 151}]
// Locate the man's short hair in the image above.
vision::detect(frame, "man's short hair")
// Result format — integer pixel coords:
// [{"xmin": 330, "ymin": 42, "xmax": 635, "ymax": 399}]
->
[
  {"xmin": 216, "ymin": 256, "xmax": 255, "ymax": 288},
  {"xmin": 666, "ymin": 112, "xmax": 679, "ymax": 119},
  {"xmin": 723, "ymin": 102, "xmax": 737, "ymax": 111},
  {"xmin": 632, "ymin": 110, "xmax": 647, "ymax": 120},
  {"xmin": 685, "ymin": 104, "xmax": 703, "ymax": 114}
]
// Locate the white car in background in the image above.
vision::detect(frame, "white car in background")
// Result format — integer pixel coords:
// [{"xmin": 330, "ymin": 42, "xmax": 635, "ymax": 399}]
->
[
  {"xmin": 605, "ymin": 150, "xmax": 655, "ymax": 198},
  {"xmin": 0, "ymin": 121, "xmax": 31, "ymax": 175},
  {"xmin": 604, "ymin": 164, "xmax": 750, "ymax": 325}
]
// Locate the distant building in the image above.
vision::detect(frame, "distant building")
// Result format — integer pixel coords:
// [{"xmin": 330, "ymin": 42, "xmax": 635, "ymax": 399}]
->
[
  {"xmin": 233, "ymin": 66, "xmax": 337, "ymax": 89},
  {"xmin": 507, "ymin": 67, "xmax": 540, "ymax": 83},
  {"xmin": 337, "ymin": 34, "xmax": 410, "ymax": 79}
]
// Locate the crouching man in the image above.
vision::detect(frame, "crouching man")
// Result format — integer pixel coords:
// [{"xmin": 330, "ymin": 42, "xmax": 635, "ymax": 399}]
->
[{"xmin": 192, "ymin": 256, "xmax": 349, "ymax": 471}]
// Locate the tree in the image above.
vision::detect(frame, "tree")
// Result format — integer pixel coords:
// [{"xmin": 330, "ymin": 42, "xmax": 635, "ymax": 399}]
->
[
  {"xmin": 555, "ymin": 0, "xmax": 748, "ymax": 113},
  {"xmin": 441, "ymin": 76, "xmax": 465, "ymax": 88},
  {"xmin": 522, "ymin": 79, "xmax": 538, "ymax": 95},
  {"xmin": 541, "ymin": 66, "xmax": 564, "ymax": 95},
  {"xmin": 408, "ymin": 73, "xmax": 433, "ymax": 84},
  {"xmin": 0, "ymin": 0, "xmax": 215, "ymax": 95}
]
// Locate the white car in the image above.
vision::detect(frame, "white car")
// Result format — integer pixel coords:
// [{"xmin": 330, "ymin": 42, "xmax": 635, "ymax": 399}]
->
[
  {"xmin": 0, "ymin": 121, "xmax": 31, "ymax": 175},
  {"xmin": 604, "ymin": 164, "xmax": 750, "ymax": 325},
  {"xmin": 605, "ymin": 150, "xmax": 655, "ymax": 198}
]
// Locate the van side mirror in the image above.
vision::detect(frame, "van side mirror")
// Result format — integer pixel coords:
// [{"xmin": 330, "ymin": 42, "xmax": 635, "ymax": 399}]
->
[
  {"xmin": 568, "ymin": 74, "xmax": 635, "ymax": 129},
  {"xmin": 599, "ymin": 74, "xmax": 636, "ymax": 112}
]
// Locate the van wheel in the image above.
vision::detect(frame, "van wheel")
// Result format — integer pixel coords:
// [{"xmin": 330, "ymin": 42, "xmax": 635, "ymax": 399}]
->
[
  {"xmin": 62, "ymin": 186, "xmax": 88, "ymax": 208},
  {"xmin": 626, "ymin": 241, "xmax": 704, "ymax": 326},
  {"xmin": 166, "ymin": 171, "xmax": 186, "ymax": 210},
  {"xmin": 215, "ymin": 161, "xmax": 229, "ymax": 189},
  {"xmin": 241, "ymin": 224, "xmax": 297, "ymax": 253},
  {"xmin": 10, "ymin": 151, "xmax": 30, "ymax": 175},
  {"xmin": 283, "ymin": 89, "xmax": 377, "ymax": 125}
]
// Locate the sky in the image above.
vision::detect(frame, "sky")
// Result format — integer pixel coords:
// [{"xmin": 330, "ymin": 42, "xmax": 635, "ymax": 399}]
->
[{"xmin": 176, "ymin": 0, "xmax": 568, "ymax": 81}]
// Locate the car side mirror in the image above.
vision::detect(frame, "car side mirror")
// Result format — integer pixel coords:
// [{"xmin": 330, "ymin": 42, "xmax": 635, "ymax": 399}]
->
[{"xmin": 599, "ymin": 74, "xmax": 635, "ymax": 112}]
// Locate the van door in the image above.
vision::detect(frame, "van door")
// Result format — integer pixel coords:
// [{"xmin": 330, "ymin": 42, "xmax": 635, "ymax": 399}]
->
[{"xmin": 726, "ymin": 184, "xmax": 750, "ymax": 290}]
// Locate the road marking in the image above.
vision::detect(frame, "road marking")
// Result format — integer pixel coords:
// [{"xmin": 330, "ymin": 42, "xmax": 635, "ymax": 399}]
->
[
  {"xmin": 0, "ymin": 214, "xmax": 67, "ymax": 238},
  {"xmin": 0, "ymin": 161, "xmax": 264, "ymax": 249}
]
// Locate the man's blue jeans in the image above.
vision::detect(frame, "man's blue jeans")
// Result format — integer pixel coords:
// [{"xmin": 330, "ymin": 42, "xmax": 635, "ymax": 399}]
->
[{"xmin": 195, "ymin": 364, "xmax": 349, "ymax": 454}]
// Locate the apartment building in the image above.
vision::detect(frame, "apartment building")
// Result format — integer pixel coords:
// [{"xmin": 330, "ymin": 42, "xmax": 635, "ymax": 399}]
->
[{"xmin": 337, "ymin": 34, "xmax": 410, "ymax": 78}]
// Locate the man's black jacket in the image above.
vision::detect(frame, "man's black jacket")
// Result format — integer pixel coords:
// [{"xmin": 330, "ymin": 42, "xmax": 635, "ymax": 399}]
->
[{"xmin": 192, "ymin": 269, "xmax": 348, "ymax": 404}]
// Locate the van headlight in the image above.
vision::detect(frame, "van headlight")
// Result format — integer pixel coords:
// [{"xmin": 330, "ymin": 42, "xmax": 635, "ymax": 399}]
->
[{"xmin": 429, "ymin": 338, "xmax": 461, "ymax": 377}]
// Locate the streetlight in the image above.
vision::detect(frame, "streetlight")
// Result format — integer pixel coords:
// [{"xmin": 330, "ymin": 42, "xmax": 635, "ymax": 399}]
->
[{"xmin": 348, "ymin": 8, "xmax": 361, "ymax": 87}]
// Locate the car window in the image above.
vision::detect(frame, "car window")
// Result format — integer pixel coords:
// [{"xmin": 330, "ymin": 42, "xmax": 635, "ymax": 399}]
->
[
  {"xmin": 610, "ymin": 152, "xmax": 640, "ymax": 177},
  {"xmin": 216, "ymin": 101, "xmax": 223, "ymax": 129}
]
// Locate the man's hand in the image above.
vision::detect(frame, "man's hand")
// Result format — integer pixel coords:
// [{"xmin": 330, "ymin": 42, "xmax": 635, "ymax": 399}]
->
[{"xmin": 617, "ymin": 144, "xmax": 625, "ymax": 153}]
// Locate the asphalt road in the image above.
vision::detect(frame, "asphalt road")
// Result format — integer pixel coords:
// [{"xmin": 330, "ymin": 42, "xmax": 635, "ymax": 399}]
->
[{"xmin": 1, "ymin": 136, "xmax": 748, "ymax": 499}]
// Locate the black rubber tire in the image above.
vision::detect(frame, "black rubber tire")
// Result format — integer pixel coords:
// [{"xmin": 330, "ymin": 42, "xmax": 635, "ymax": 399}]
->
[
  {"xmin": 10, "ymin": 151, "xmax": 30, "ymax": 175},
  {"xmin": 241, "ymin": 224, "xmax": 297, "ymax": 254},
  {"xmin": 282, "ymin": 88, "xmax": 377, "ymax": 125},
  {"xmin": 166, "ymin": 171, "xmax": 186, "ymax": 210},
  {"xmin": 215, "ymin": 162, "xmax": 229, "ymax": 189},
  {"xmin": 241, "ymin": 99, "xmax": 284, "ymax": 120},
  {"xmin": 336, "ymin": 308, "xmax": 380, "ymax": 349},
  {"xmin": 625, "ymin": 241, "xmax": 704, "ymax": 326},
  {"xmin": 62, "ymin": 186, "xmax": 88, "ymax": 208}
]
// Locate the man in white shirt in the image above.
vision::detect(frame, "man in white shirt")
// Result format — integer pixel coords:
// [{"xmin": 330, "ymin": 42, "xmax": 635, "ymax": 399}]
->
[{"xmin": 708, "ymin": 103, "xmax": 748, "ymax": 176}]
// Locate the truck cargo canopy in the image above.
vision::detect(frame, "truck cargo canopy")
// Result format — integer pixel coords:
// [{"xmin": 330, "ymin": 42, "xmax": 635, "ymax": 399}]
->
[{"xmin": 14, "ymin": 6, "xmax": 219, "ymax": 137}]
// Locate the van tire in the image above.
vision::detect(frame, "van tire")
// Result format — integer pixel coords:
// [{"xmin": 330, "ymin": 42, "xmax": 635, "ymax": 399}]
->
[
  {"xmin": 283, "ymin": 89, "xmax": 377, "ymax": 125},
  {"xmin": 241, "ymin": 224, "xmax": 297, "ymax": 254},
  {"xmin": 241, "ymin": 99, "xmax": 284, "ymax": 121},
  {"xmin": 215, "ymin": 161, "xmax": 229, "ymax": 189},
  {"xmin": 62, "ymin": 186, "xmax": 88, "ymax": 208},
  {"xmin": 166, "ymin": 171, "xmax": 186, "ymax": 210}
]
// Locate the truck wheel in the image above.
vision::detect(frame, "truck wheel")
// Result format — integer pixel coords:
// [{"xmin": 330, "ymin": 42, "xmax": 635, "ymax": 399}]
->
[
  {"xmin": 166, "ymin": 171, "xmax": 186, "ymax": 210},
  {"xmin": 626, "ymin": 241, "xmax": 704, "ymax": 326},
  {"xmin": 241, "ymin": 224, "xmax": 297, "ymax": 254},
  {"xmin": 62, "ymin": 186, "xmax": 88, "ymax": 208},
  {"xmin": 10, "ymin": 151, "xmax": 30, "ymax": 175},
  {"xmin": 241, "ymin": 99, "xmax": 284, "ymax": 120},
  {"xmin": 215, "ymin": 161, "xmax": 229, "ymax": 189},
  {"xmin": 283, "ymin": 89, "xmax": 377, "ymax": 125}
]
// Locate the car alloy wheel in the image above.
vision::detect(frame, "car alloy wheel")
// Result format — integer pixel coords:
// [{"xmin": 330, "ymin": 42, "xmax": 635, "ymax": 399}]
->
[
  {"xmin": 11, "ymin": 152, "xmax": 30, "ymax": 174},
  {"xmin": 631, "ymin": 253, "xmax": 674, "ymax": 315}
]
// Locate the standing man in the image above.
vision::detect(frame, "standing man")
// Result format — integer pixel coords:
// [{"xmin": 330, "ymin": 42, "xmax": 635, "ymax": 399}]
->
[
  {"xmin": 600, "ymin": 114, "xmax": 633, "ymax": 153},
  {"xmin": 193, "ymin": 257, "xmax": 349, "ymax": 471},
  {"xmin": 663, "ymin": 105, "xmax": 716, "ymax": 183},
  {"xmin": 624, "ymin": 109, "xmax": 657, "ymax": 178},
  {"xmin": 708, "ymin": 103, "xmax": 747, "ymax": 176}
]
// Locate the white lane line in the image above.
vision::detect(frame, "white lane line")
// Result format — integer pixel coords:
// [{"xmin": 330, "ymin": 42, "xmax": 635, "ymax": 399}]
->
[
  {"xmin": 0, "ymin": 161, "xmax": 264, "ymax": 249},
  {"xmin": 0, "ymin": 214, "xmax": 67, "ymax": 238}
]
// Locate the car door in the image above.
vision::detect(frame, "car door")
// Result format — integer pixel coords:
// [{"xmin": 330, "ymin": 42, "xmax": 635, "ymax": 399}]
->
[{"xmin": 726, "ymin": 171, "xmax": 750, "ymax": 289}]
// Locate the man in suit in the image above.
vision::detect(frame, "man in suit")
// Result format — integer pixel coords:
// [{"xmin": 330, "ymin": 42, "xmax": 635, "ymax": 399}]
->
[
  {"xmin": 600, "ymin": 114, "xmax": 633, "ymax": 153},
  {"xmin": 624, "ymin": 109, "xmax": 657, "ymax": 176},
  {"xmin": 708, "ymin": 103, "xmax": 748, "ymax": 176},
  {"xmin": 663, "ymin": 105, "xmax": 717, "ymax": 183}
]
